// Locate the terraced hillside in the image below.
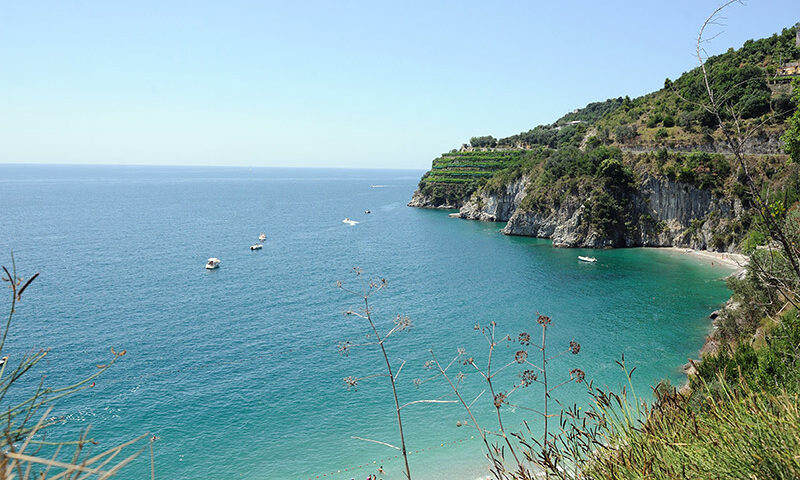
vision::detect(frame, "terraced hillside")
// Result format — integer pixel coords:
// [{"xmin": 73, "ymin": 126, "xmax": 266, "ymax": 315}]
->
[
  {"xmin": 423, "ymin": 150, "xmax": 526, "ymax": 183},
  {"xmin": 413, "ymin": 150, "xmax": 527, "ymax": 207},
  {"xmin": 411, "ymin": 24, "xmax": 799, "ymax": 211}
]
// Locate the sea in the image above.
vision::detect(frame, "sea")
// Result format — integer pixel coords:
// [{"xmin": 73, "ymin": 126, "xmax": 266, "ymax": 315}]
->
[{"xmin": 0, "ymin": 165, "xmax": 733, "ymax": 480}]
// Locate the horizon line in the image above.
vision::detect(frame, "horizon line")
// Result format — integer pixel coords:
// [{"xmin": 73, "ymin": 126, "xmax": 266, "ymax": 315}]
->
[{"xmin": 0, "ymin": 161, "xmax": 428, "ymax": 172}]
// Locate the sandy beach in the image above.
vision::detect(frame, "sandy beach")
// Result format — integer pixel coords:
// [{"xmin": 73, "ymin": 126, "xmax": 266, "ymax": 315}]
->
[{"xmin": 646, "ymin": 246, "xmax": 748, "ymax": 273}]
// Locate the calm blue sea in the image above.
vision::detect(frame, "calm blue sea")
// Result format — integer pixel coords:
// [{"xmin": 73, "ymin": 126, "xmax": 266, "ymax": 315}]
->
[{"xmin": 0, "ymin": 165, "xmax": 731, "ymax": 480}]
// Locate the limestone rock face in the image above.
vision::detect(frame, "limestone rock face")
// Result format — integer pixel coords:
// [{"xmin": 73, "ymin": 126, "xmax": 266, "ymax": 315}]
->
[
  {"xmin": 627, "ymin": 175, "xmax": 742, "ymax": 250},
  {"xmin": 449, "ymin": 173, "xmax": 742, "ymax": 251},
  {"xmin": 458, "ymin": 175, "xmax": 529, "ymax": 222},
  {"xmin": 407, "ymin": 190, "xmax": 465, "ymax": 210},
  {"xmin": 501, "ymin": 196, "xmax": 612, "ymax": 248}
]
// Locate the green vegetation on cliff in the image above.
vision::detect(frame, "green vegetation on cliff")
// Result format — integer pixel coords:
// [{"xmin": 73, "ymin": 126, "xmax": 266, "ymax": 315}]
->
[
  {"xmin": 406, "ymin": 21, "xmax": 800, "ymax": 480},
  {"xmin": 785, "ymin": 79, "xmax": 800, "ymax": 162},
  {"xmin": 417, "ymin": 150, "xmax": 528, "ymax": 206},
  {"xmin": 414, "ymin": 24, "xmax": 800, "ymax": 225},
  {"xmin": 508, "ymin": 23, "xmax": 799, "ymax": 149},
  {"xmin": 517, "ymin": 117, "xmax": 800, "ymax": 478},
  {"xmin": 555, "ymin": 74, "xmax": 800, "ymax": 478},
  {"xmin": 579, "ymin": 229, "xmax": 800, "ymax": 479}
]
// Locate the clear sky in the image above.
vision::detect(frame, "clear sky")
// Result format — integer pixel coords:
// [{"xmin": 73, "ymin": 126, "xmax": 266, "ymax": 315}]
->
[{"xmin": 1, "ymin": 1, "xmax": 797, "ymax": 169}]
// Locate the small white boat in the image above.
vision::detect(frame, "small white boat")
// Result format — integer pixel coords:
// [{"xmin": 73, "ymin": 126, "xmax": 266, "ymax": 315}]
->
[
  {"xmin": 250, "ymin": 244, "xmax": 263, "ymax": 251},
  {"xmin": 342, "ymin": 218, "xmax": 359, "ymax": 225},
  {"xmin": 205, "ymin": 258, "xmax": 221, "ymax": 269},
  {"xmin": 578, "ymin": 256, "xmax": 597, "ymax": 263},
  {"xmin": 364, "ymin": 210, "xmax": 371, "ymax": 214},
  {"xmin": 258, "ymin": 233, "xmax": 266, "ymax": 242}
]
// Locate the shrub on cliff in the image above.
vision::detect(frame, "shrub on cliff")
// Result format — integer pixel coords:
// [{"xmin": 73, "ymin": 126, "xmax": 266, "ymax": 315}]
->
[
  {"xmin": 597, "ymin": 158, "xmax": 633, "ymax": 187},
  {"xmin": 470, "ymin": 135, "xmax": 497, "ymax": 148},
  {"xmin": 784, "ymin": 81, "xmax": 800, "ymax": 163},
  {"xmin": 693, "ymin": 309, "xmax": 800, "ymax": 397},
  {"xmin": 588, "ymin": 190, "xmax": 623, "ymax": 238},
  {"xmin": 614, "ymin": 124, "xmax": 638, "ymax": 143}
]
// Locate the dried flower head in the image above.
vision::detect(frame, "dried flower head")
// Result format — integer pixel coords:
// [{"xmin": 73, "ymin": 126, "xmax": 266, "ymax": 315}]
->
[
  {"xmin": 570, "ymin": 368, "xmax": 586, "ymax": 383},
  {"xmin": 393, "ymin": 315, "xmax": 412, "ymax": 331},
  {"xmin": 412, "ymin": 378, "xmax": 422, "ymax": 387},
  {"xmin": 337, "ymin": 341, "xmax": 352, "ymax": 357},
  {"xmin": 569, "ymin": 340, "xmax": 581, "ymax": 355},
  {"xmin": 518, "ymin": 332, "xmax": 531, "ymax": 346},
  {"xmin": 336, "ymin": 280, "xmax": 343, "ymax": 288},
  {"xmin": 514, "ymin": 350, "xmax": 528, "ymax": 364},
  {"xmin": 455, "ymin": 372, "xmax": 465, "ymax": 382},
  {"xmin": 457, "ymin": 347, "xmax": 466, "ymax": 356},
  {"xmin": 493, "ymin": 392, "xmax": 507, "ymax": 408},
  {"xmin": 537, "ymin": 314, "xmax": 552, "ymax": 326},
  {"xmin": 462, "ymin": 357, "xmax": 474, "ymax": 366},
  {"xmin": 473, "ymin": 324, "xmax": 480, "ymax": 331},
  {"xmin": 2, "ymin": 270, "xmax": 39, "ymax": 302},
  {"xmin": 423, "ymin": 360, "xmax": 435, "ymax": 370},
  {"xmin": 343, "ymin": 376, "xmax": 359, "ymax": 390},
  {"xmin": 521, "ymin": 369, "xmax": 538, "ymax": 387}
]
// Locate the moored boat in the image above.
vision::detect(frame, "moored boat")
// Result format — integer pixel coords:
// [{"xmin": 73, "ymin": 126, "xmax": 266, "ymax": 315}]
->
[
  {"xmin": 205, "ymin": 258, "xmax": 221, "ymax": 269},
  {"xmin": 578, "ymin": 256, "xmax": 597, "ymax": 263},
  {"xmin": 250, "ymin": 244, "xmax": 263, "ymax": 251}
]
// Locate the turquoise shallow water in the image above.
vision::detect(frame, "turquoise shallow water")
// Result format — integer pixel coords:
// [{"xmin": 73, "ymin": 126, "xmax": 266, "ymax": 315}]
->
[{"xmin": 0, "ymin": 165, "xmax": 732, "ymax": 480}]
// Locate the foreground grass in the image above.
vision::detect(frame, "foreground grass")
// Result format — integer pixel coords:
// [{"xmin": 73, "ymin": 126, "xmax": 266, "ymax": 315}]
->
[
  {"xmin": 584, "ymin": 380, "xmax": 800, "ymax": 479},
  {"xmin": 574, "ymin": 307, "xmax": 800, "ymax": 479}
]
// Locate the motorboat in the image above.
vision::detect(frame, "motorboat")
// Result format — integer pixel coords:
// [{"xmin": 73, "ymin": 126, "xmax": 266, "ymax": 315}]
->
[
  {"xmin": 578, "ymin": 256, "xmax": 597, "ymax": 263},
  {"xmin": 205, "ymin": 258, "xmax": 221, "ymax": 269},
  {"xmin": 250, "ymin": 244, "xmax": 263, "ymax": 251},
  {"xmin": 342, "ymin": 218, "xmax": 359, "ymax": 225},
  {"xmin": 364, "ymin": 210, "xmax": 371, "ymax": 214},
  {"xmin": 258, "ymin": 233, "xmax": 266, "ymax": 242}
]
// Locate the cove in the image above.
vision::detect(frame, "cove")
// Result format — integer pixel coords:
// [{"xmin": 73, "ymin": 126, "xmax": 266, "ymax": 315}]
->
[{"xmin": 0, "ymin": 165, "xmax": 732, "ymax": 480}]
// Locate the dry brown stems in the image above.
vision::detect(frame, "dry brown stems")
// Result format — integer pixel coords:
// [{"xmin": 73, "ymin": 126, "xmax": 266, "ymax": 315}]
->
[
  {"xmin": 0, "ymin": 253, "xmax": 150, "ymax": 479},
  {"xmin": 337, "ymin": 268, "xmax": 454, "ymax": 480},
  {"xmin": 426, "ymin": 315, "xmax": 584, "ymax": 479}
]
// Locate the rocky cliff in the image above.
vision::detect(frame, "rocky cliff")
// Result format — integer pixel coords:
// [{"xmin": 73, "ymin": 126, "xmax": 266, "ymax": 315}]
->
[
  {"xmin": 454, "ymin": 172, "xmax": 743, "ymax": 251},
  {"xmin": 457, "ymin": 175, "xmax": 529, "ymax": 221},
  {"xmin": 407, "ymin": 190, "xmax": 465, "ymax": 209}
]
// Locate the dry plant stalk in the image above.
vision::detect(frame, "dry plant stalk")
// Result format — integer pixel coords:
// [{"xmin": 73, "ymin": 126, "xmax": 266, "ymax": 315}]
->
[
  {"xmin": 691, "ymin": 1, "xmax": 800, "ymax": 307},
  {"xmin": 426, "ymin": 316, "xmax": 583, "ymax": 479},
  {"xmin": 337, "ymin": 268, "xmax": 454, "ymax": 480},
  {"xmin": 0, "ymin": 253, "xmax": 150, "ymax": 479}
]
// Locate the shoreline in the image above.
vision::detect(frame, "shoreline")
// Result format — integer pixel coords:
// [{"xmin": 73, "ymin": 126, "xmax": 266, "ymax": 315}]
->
[
  {"xmin": 644, "ymin": 247, "xmax": 750, "ymax": 381},
  {"xmin": 644, "ymin": 246, "xmax": 748, "ymax": 274}
]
